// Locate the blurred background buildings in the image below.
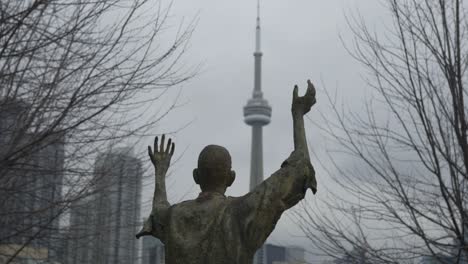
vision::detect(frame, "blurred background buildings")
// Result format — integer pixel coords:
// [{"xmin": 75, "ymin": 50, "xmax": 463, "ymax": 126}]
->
[
  {"xmin": 66, "ymin": 150, "xmax": 142, "ymax": 264},
  {"xmin": 0, "ymin": 99, "xmax": 64, "ymax": 263}
]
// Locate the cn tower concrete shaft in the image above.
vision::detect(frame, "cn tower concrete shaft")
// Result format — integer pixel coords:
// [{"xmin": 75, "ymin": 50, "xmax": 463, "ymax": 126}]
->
[{"xmin": 249, "ymin": 125, "xmax": 264, "ymax": 189}]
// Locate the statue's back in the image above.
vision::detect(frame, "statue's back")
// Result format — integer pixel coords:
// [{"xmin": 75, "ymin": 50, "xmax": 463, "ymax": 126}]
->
[{"xmin": 165, "ymin": 192, "xmax": 256, "ymax": 264}]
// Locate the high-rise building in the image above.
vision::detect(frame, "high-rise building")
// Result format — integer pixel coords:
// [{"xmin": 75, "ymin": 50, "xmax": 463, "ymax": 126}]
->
[
  {"xmin": 0, "ymin": 98, "xmax": 65, "ymax": 263},
  {"xmin": 142, "ymin": 235, "xmax": 165, "ymax": 264},
  {"xmin": 66, "ymin": 149, "xmax": 143, "ymax": 264},
  {"xmin": 92, "ymin": 148, "xmax": 143, "ymax": 264}
]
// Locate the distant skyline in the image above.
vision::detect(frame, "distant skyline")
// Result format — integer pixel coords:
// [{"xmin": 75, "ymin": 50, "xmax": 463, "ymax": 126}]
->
[{"xmin": 137, "ymin": 0, "xmax": 391, "ymax": 261}]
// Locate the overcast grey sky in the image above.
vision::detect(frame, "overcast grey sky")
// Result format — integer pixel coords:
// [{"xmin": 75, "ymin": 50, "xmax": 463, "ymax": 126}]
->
[{"xmin": 139, "ymin": 0, "xmax": 391, "ymax": 261}]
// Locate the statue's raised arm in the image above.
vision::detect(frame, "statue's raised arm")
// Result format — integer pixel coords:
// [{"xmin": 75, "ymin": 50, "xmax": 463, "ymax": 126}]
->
[
  {"xmin": 136, "ymin": 135, "xmax": 174, "ymax": 241},
  {"xmin": 292, "ymin": 80, "xmax": 316, "ymax": 162},
  {"xmin": 238, "ymin": 80, "xmax": 317, "ymax": 250}
]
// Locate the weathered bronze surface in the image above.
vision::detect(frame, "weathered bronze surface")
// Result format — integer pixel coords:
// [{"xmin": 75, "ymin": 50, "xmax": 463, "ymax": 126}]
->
[{"xmin": 137, "ymin": 80, "xmax": 317, "ymax": 264}]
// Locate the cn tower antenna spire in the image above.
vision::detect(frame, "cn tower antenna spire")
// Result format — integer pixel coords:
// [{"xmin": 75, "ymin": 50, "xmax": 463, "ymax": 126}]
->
[
  {"xmin": 257, "ymin": 0, "xmax": 260, "ymax": 22},
  {"xmin": 256, "ymin": 0, "xmax": 261, "ymax": 52}
]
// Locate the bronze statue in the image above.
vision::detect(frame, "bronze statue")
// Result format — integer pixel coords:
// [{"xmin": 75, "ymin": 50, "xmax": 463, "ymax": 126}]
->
[{"xmin": 137, "ymin": 80, "xmax": 317, "ymax": 264}]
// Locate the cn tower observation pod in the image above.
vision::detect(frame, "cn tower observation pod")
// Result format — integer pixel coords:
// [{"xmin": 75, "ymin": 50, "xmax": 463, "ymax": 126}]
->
[{"xmin": 243, "ymin": 97, "xmax": 272, "ymax": 126}]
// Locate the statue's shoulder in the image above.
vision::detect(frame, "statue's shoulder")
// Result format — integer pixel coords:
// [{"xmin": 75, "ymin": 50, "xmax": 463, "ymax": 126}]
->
[
  {"xmin": 225, "ymin": 195, "xmax": 249, "ymax": 208},
  {"xmin": 226, "ymin": 195, "xmax": 242, "ymax": 201},
  {"xmin": 169, "ymin": 195, "xmax": 231, "ymax": 214},
  {"xmin": 169, "ymin": 199, "xmax": 197, "ymax": 210},
  {"xmin": 166, "ymin": 199, "xmax": 199, "ymax": 219},
  {"xmin": 167, "ymin": 195, "xmax": 235, "ymax": 228}
]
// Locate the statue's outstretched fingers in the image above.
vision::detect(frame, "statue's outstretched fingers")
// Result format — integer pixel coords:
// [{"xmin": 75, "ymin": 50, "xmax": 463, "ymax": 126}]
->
[
  {"xmin": 166, "ymin": 138, "xmax": 172, "ymax": 154},
  {"xmin": 306, "ymin": 80, "xmax": 315, "ymax": 97},
  {"xmin": 148, "ymin": 145, "xmax": 152, "ymax": 156},
  {"xmin": 293, "ymin": 85, "xmax": 299, "ymax": 100},
  {"xmin": 307, "ymin": 79, "xmax": 315, "ymax": 90},
  {"xmin": 160, "ymin": 134, "xmax": 165, "ymax": 153},
  {"xmin": 170, "ymin": 142, "xmax": 175, "ymax": 156},
  {"xmin": 148, "ymin": 146, "xmax": 154, "ymax": 164},
  {"xmin": 154, "ymin": 136, "xmax": 158, "ymax": 154}
]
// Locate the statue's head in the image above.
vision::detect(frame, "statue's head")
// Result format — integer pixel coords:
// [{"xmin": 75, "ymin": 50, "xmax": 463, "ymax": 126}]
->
[{"xmin": 193, "ymin": 145, "xmax": 236, "ymax": 194}]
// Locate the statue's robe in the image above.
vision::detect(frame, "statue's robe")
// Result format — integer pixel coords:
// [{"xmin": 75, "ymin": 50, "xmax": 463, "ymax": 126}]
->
[{"xmin": 140, "ymin": 151, "xmax": 315, "ymax": 264}]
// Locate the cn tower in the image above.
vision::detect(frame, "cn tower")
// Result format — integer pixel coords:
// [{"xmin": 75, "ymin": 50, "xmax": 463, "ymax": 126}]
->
[{"xmin": 243, "ymin": 0, "xmax": 272, "ymax": 191}]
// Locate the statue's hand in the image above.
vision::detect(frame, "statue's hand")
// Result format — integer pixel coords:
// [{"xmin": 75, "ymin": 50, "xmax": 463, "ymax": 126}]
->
[
  {"xmin": 292, "ymin": 80, "xmax": 316, "ymax": 116},
  {"xmin": 148, "ymin": 134, "xmax": 175, "ymax": 172}
]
